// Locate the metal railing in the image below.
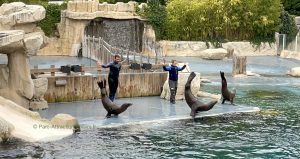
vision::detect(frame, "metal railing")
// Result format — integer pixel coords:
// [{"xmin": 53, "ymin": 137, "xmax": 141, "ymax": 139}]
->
[{"xmin": 82, "ymin": 35, "xmax": 168, "ymax": 66}]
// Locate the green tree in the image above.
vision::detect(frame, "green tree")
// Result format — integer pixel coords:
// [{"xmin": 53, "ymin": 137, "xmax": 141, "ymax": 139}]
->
[
  {"xmin": 279, "ymin": 10, "xmax": 299, "ymax": 44},
  {"xmin": 138, "ymin": 0, "xmax": 167, "ymax": 40},
  {"xmin": 164, "ymin": 0, "xmax": 282, "ymax": 45},
  {"xmin": 281, "ymin": 0, "xmax": 300, "ymax": 16}
]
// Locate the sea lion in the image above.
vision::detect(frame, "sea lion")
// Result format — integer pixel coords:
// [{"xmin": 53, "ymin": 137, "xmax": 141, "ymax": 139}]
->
[
  {"xmin": 220, "ymin": 71, "xmax": 236, "ymax": 104},
  {"xmin": 184, "ymin": 72, "xmax": 218, "ymax": 118},
  {"xmin": 97, "ymin": 80, "xmax": 132, "ymax": 117}
]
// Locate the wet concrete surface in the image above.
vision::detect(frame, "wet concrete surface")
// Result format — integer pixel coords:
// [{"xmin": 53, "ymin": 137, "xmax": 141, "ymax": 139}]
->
[{"xmin": 37, "ymin": 97, "xmax": 259, "ymax": 129}]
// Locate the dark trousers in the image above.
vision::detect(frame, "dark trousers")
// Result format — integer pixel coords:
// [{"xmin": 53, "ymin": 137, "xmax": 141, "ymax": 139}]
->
[
  {"xmin": 169, "ymin": 80, "xmax": 178, "ymax": 103},
  {"xmin": 108, "ymin": 78, "xmax": 118, "ymax": 102}
]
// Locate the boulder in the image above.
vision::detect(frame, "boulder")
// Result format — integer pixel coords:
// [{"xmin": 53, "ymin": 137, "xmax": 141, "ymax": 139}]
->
[
  {"xmin": 29, "ymin": 78, "xmax": 48, "ymax": 110},
  {"xmin": 201, "ymin": 48, "xmax": 228, "ymax": 60},
  {"xmin": 280, "ymin": 50, "xmax": 300, "ymax": 61},
  {"xmin": 29, "ymin": 100, "xmax": 48, "ymax": 110},
  {"xmin": 288, "ymin": 67, "xmax": 300, "ymax": 77},
  {"xmin": 32, "ymin": 78, "xmax": 48, "ymax": 100},
  {"xmin": 24, "ymin": 32, "xmax": 44, "ymax": 55},
  {"xmin": 0, "ymin": 117, "xmax": 14, "ymax": 142},
  {"xmin": 0, "ymin": 2, "xmax": 26, "ymax": 15},
  {"xmin": 51, "ymin": 114, "xmax": 80, "ymax": 132},
  {"xmin": 0, "ymin": 2, "xmax": 46, "ymax": 30},
  {"xmin": 160, "ymin": 72, "xmax": 201, "ymax": 100}
]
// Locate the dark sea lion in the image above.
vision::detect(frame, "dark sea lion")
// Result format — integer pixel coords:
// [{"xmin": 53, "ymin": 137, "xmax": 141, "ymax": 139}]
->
[
  {"xmin": 97, "ymin": 80, "xmax": 132, "ymax": 117},
  {"xmin": 220, "ymin": 71, "xmax": 236, "ymax": 104},
  {"xmin": 184, "ymin": 72, "xmax": 218, "ymax": 118}
]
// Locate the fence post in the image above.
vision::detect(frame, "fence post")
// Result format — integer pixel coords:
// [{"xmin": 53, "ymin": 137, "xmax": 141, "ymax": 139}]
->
[
  {"xmin": 98, "ymin": 37, "xmax": 101, "ymax": 61},
  {"xmin": 127, "ymin": 50, "xmax": 130, "ymax": 64},
  {"xmin": 140, "ymin": 52, "xmax": 142, "ymax": 64},
  {"xmin": 92, "ymin": 36, "xmax": 95, "ymax": 60},
  {"xmin": 133, "ymin": 51, "xmax": 136, "ymax": 63},
  {"xmin": 51, "ymin": 65, "xmax": 55, "ymax": 76},
  {"xmin": 34, "ymin": 65, "xmax": 38, "ymax": 76},
  {"xmin": 81, "ymin": 64, "xmax": 85, "ymax": 75}
]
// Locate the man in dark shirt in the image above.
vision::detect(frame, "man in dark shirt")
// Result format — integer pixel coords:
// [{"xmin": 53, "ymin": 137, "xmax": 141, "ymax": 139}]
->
[
  {"xmin": 163, "ymin": 59, "xmax": 186, "ymax": 104},
  {"xmin": 98, "ymin": 54, "xmax": 122, "ymax": 102}
]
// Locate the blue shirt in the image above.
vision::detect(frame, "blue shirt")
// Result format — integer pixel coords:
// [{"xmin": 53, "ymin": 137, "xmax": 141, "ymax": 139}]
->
[{"xmin": 163, "ymin": 65, "xmax": 186, "ymax": 81}]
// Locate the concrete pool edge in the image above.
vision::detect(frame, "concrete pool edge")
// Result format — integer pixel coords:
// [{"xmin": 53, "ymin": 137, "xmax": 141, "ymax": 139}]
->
[{"xmin": 78, "ymin": 106, "xmax": 261, "ymax": 130}]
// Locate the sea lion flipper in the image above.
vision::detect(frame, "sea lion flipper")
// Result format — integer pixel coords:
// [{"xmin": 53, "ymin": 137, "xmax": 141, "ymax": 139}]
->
[
  {"xmin": 222, "ymin": 99, "xmax": 226, "ymax": 104},
  {"xmin": 190, "ymin": 109, "xmax": 196, "ymax": 118},
  {"xmin": 106, "ymin": 113, "xmax": 111, "ymax": 117}
]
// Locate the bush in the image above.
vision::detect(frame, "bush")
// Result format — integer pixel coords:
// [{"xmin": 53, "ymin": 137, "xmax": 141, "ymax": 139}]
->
[
  {"xmin": 279, "ymin": 10, "xmax": 299, "ymax": 44},
  {"xmin": 99, "ymin": 0, "xmax": 166, "ymax": 5},
  {"xmin": 164, "ymin": 0, "xmax": 282, "ymax": 45},
  {"xmin": 137, "ymin": 0, "xmax": 167, "ymax": 40},
  {"xmin": 37, "ymin": 3, "xmax": 66, "ymax": 36},
  {"xmin": 281, "ymin": 0, "xmax": 300, "ymax": 16}
]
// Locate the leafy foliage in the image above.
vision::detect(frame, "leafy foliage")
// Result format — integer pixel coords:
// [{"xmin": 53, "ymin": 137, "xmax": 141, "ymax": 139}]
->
[
  {"xmin": 137, "ymin": 0, "xmax": 167, "ymax": 40},
  {"xmin": 99, "ymin": 0, "xmax": 166, "ymax": 5},
  {"xmin": 37, "ymin": 3, "xmax": 66, "ymax": 36},
  {"xmin": 281, "ymin": 0, "xmax": 300, "ymax": 16},
  {"xmin": 279, "ymin": 10, "xmax": 299, "ymax": 44},
  {"xmin": 164, "ymin": 0, "xmax": 282, "ymax": 45}
]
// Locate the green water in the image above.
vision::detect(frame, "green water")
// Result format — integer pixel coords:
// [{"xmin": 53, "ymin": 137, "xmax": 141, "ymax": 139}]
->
[{"xmin": 1, "ymin": 83, "xmax": 300, "ymax": 158}]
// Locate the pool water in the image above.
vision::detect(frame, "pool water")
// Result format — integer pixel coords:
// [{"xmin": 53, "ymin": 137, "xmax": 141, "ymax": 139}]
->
[{"xmin": 1, "ymin": 56, "xmax": 300, "ymax": 158}]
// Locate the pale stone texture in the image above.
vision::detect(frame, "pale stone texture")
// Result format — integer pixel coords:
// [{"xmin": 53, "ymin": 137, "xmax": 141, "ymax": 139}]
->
[
  {"xmin": 280, "ymin": 50, "xmax": 300, "ymax": 60},
  {"xmin": 232, "ymin": 55, "xmax": 247, "ymax": 76},
  {"xmin": 29, "ymin": 78, "xmax": 48, "ymax": 110},
  {"xmin": 161, "ymin": 72, "xmax": 200, "ymax": 100},
  {"xmin": 201, "ymin": 48, "xmax": 228, "ymax": 60},
  {"xmin": 0, "ymin": 3, "xmax": 46, "ymax": 108},
  {"xmin": 0, "ymin": 116, "xmax": 14, "ymax": 142},
  {"xmin": 159, "ymin": 41, "xmax": 208, "ymax": 57},
  {"xmin": 24, "ymin": 32, "xmax": 44, "ymax": 55},
  {"xmin": 39, "ymin": 1, "xmax": 143, "ymax": 56},
  {"xmin": 0, "ymin": 2, "xmax": 46, "ymax": 30},
  {"xmin": 0, "ymin": 96, "xmax": 74, "ymax": 142},
  {"xmin": 51, "ymin": 114, "xmax": 80, "ymax": 131},
  {"xmin": 288, "ymin": 67, "xmax": 300, "ymax": 77},
  {"xmin": 159, "ymin": 41, "xmax": 276, "ymax": 57},
  {"xmin": 222, "ymin": 42, "xmax": 276, "ymax": 56}
]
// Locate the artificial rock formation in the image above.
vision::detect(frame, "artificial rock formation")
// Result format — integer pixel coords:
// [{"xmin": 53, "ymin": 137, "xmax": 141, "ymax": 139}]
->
[
  {"xmin": 201, "ymin": 48, "xmax": 228, "ymax": 60},
  {"xmin": 51, "ymin": 114, "xmax": 80, "ymax": 132},
  {"xmin": 288, "ymin": 67, "xmax": 300, "ymax": 77},
  {"xmin": 0, "ymin": 2, "xmax": 46, "ymax": 108},
  {"xmin": 158, "ymin": 41, "xmax": 276, "ymax": 57},
  {"xmin": 0, "ymin": 116, "xmax": 14, "ymax": 142},
  {"xmin": 29, "ymin": 78, "xmax": 48, "ymax": 110},
  {"xmin": 280, "ymin": 50, "xmax": 300, "ymax": 61},
  {"xmin": 0, "ymin": 96, "xmax": 76, "ymax": 142},
  {"xmin": 38, "ymin": 0, "xmax": 146, "ymax": 57},
  {"xmin": 232, "ymin": 54, "xmax": 247, "ymax": 76},
  {"xmin": 161, "ymin": 72, "xmax": 200, "ymax": 101}
]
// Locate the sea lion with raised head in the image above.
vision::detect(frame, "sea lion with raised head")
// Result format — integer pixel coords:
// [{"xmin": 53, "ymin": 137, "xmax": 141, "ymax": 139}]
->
[
  {"xmin": 185, "ymin": 72, "xmax": 218, "ymax": 118},
  {"xmin": 220, "ymin": 71, "xmax": 236, "ymax": 104},
  {"xmin": 97, "ymin": 80, "xmax": 132, "ymax": 117}
]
